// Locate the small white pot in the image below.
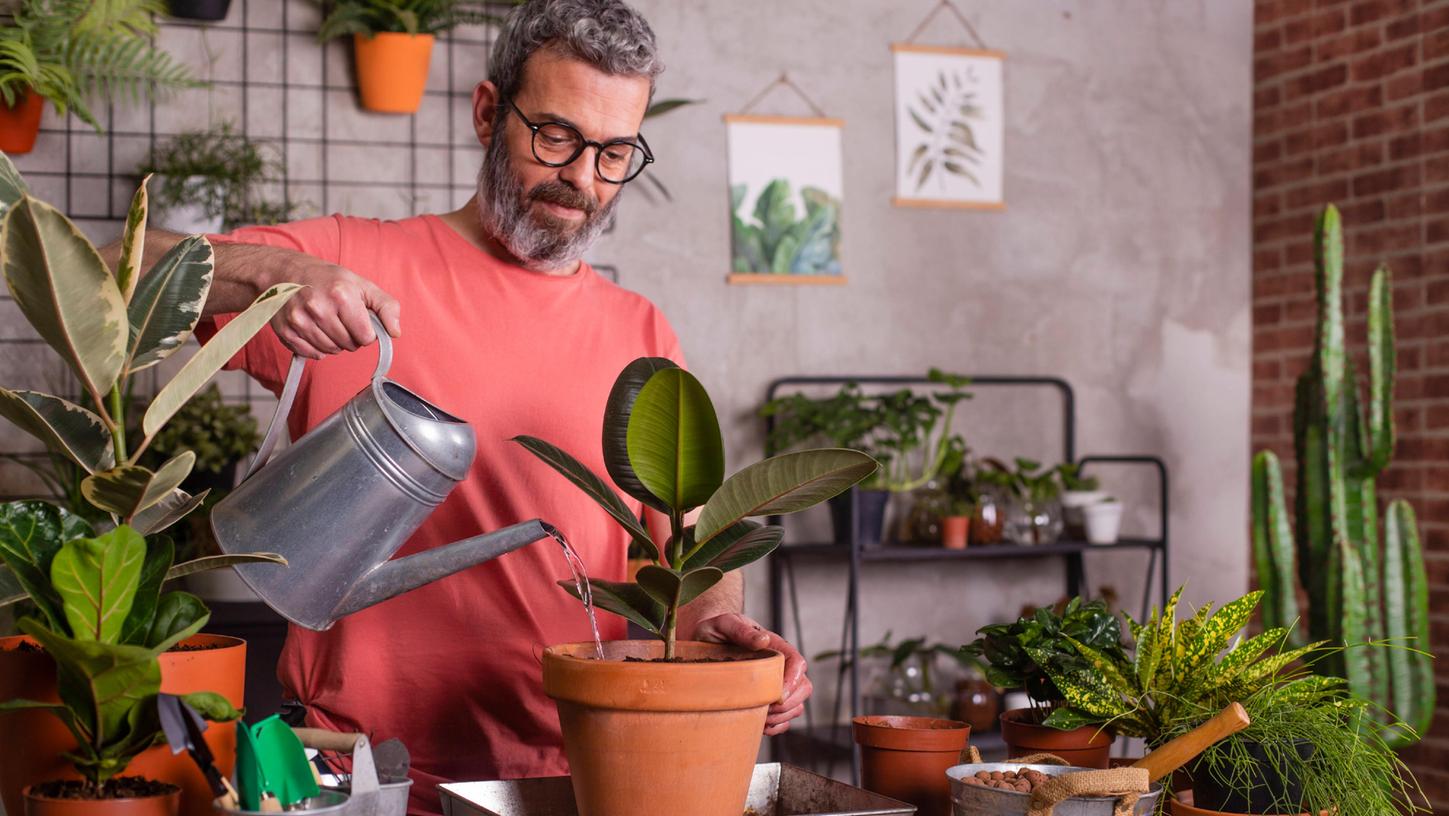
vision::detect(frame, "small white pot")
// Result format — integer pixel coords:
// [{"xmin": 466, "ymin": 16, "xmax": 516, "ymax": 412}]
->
[
  {"xmin": 1083, "ymin": 500, "xmax": 1124, "ymax": 545},
  {"xmin": 156, "ymin": 175, "xmax": 225, "ymax": 235},
  {"xmin": 185, "ymin": 568, "xmax": 261, "ymax": 603}
]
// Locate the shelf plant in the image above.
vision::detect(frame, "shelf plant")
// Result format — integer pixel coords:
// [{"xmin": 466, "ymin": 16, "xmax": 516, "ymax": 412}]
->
[
  {"xmin": 1251, "ymin": 204, "xmax": 1434, "ymax": 748},
  {"xmin": 140, "ymin": 124, "xmax": 298, "ymax": 234},
  {"xmin": 0, "ymin": 0, "xmax": 197, "ymax": 153},
  {"xmin": 514, "ymin": 356, "xmax": 875, "ymax": 816}
]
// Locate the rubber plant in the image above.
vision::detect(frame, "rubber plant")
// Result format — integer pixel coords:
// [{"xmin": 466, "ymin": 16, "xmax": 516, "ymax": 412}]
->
[
  {"xmin": 0, "ymin": 509, "xmax": 242, "ymax": 796},
  {"xmin": 1251, "ymin": 204, "xmax": 1435, "ymax": 747},
  {"xmin": 514, "ymin": 357, "xmax": 877, "ymax": 659}
]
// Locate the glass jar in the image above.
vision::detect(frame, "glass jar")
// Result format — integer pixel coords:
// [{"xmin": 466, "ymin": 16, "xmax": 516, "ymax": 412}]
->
[
  {"xmin": 1005, "ymin": 495, "xmax": 1064, "ymax": 545},
  {"xmin": 971, "ymin": 484, "xmax": 1010, "ymax": 545},
  {"xmin": 901, "ymin": 479, "xmax": 951, "ymax": 545}
]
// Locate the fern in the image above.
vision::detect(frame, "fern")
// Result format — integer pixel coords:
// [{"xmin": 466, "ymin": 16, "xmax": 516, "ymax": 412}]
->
[{"xmin": 315, "ymin": 0, "xmax": 521, "ymax": 41}]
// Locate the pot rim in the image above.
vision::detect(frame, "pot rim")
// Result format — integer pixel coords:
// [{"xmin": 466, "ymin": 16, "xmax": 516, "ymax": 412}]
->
[
  {"xmin": 354, "ymin": 31, "xmax": 436, "ymax": 43},
  {"xmin": 542, "ymin": 640, "xmax": 784, "ymax": 711},
  {"xmin": 1168, "ymin": 796, "xmax": 1320, "ymax": 816},
  {"xmin": 999, "ymin": 707, "xmax": 1114, "ymax": 743},
  {"xmin": 852, "ymin": 715, "xmax": 970, "ymax": 752},
  {"xmin": 22, "ymin": 783, "xmax": 182, "ymax": 804},
  {"xmin": 1, "ymin": 633, "xmax": 246, "ymax": 653}
]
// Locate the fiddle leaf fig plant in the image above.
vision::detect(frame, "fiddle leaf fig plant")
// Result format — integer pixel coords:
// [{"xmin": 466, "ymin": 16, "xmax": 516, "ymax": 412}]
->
[{"xmin": 515, "ymin": 357, "xmax": 878, "ymax": 658}]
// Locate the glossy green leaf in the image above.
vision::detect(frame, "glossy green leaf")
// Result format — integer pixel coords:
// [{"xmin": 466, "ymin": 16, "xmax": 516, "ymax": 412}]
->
[
  {"xmin": 51, "ymin": 526, "xmax": 146, "ymax": 642},
  {"xmin": 694, "ymin": 448, "xmax": 877, "ymax": 547},
  {"xmin": 602, "ymin": 357, "xmax": 679, "ymax": 513},
  {"xmin": 636, "ymin": 565, "xmax": 724, "ymax": 609},
  {"xmin": 1041, "ymin": 706, "xmax": 1099, "ymax": 731},
  {"xmin": 626, "ymin": 368, "xmax": 724, "ymax": 513},
  {"xmin": 0, "ymin": 388, "xmax": 115, "ymax": 472},
  {"xmin": 20, "ymin": 617, "xmax": 161, "ymax": 747},
  {"xmin": 81, "ymin": 452, "xmax": 195, "ymax": 519},
  {"xmin": 0, "ymin": 500, "xmax": 91, "ymax": 629},
  {"xmin": 119, "ymin": 535, "xmax": 172, "ymax": 646},
  {"xmin": 164, "ymin": 551, "xmax": 287, "ymax": 583},
  {"xmin": 115, "ymin": 178, "xmax": 147, "ymax": 304},
  {"xmin": 2, "ymin": 196, "xmax": 128, "ymax": 402},
  {"xmin": 0, "ymin": 151, "xmax": 27, "ymax": 216},
  {"xmin": 179, "ymin": 691, "xmax": 242, "ymax": 723},
  {"xmin": 146, "ymin": 591, "xmax": 209, "ymax": 652},
  {"xmin": 512, "ymin": 435, "xmax": 657, "ymax": 560},
  {"xmin": 559, "ymin": 577, "xmax": 664, "ymax": 634},
  {"xmin": 125, "ymin": 235, "xmax": 214, "ymax": 372},
  {"xmin": 142, "ymin": 283, "xmax": 301, "ymax": 438},
  {"xmin": 684, "ymin": 520, "xmax": 783, "ymax": 573},
  {"xmin": 130, "ymin": 488, "xmax": 209, "ymax": 535}
]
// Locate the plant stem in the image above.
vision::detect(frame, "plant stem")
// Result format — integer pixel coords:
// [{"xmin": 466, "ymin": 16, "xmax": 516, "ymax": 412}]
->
[
  {"xmin": 107, "ymin": 384, "xmax": 127, "ymax": 464},
  {"xmin": 664, "ymin": 606, "xmax": 677, "ymax": 660}
]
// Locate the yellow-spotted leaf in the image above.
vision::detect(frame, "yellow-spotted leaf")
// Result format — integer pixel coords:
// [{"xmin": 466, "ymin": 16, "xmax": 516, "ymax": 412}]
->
[
  {"xmin": 0, "ymin": 388, "xmax": 114, "ymax": 472},
  {"xmin": 81, "ymin": 452, "xmax": 195, "ymax": 520}
]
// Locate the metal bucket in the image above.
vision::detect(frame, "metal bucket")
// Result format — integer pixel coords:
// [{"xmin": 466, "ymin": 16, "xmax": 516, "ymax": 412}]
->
[
  {"xmin": 948, "ymin": 763, "xmax": 1162, "ymax": 816},
  {"xmin": 322, "ymin": 779, "xmax": 412, "ymax": 816},
  {"xmin": 215, "ymin": 790, "xmax": 350, "ymax": 815}
]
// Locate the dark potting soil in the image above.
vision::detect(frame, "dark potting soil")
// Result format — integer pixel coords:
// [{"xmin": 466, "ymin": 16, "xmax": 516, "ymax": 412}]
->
[
  {"xmin": 9, "ymin": 641, "xmax": 43, "ymax": 653},
  {"xmin": 30, "ymin": 778, "xmax": 180, "ymax": 800},
  {"xmin": 622, "ymin": 656, "xmax": 757, "ymax": 663},
  {"xmin": 8, "ymin": 640, "xmax": 222, "ymax": 654}
]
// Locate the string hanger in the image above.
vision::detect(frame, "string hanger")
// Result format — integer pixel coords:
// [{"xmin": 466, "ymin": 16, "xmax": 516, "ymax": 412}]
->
[
  {"xmin": 904, "ymin": 0, "xmax": 989, "ymax": 50},
  {"xmin": 736, "ymin": 72, "xmax": 829, "ymax": 119}
]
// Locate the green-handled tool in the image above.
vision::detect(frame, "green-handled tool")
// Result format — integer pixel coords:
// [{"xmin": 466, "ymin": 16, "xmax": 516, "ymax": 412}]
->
[{"xmin": 251, "ymin": 715, "xmax": 321, "ymax": 809}]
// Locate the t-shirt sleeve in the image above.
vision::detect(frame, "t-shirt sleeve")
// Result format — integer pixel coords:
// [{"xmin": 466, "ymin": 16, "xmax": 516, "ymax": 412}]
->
[{"xmin": 192, "ymin": 216, "xmax": 345, "ymax": 395}]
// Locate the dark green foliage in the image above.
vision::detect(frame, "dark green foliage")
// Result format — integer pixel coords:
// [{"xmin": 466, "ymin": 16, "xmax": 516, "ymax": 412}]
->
[
  {"xmin": 140, "ymin": 124, "xmax": 298, "ymax": 231},
  {"xmin": 960, "ymin": 597, "xmax": 1124, "ymax": 712},
  {"xmin": 144, "ymin": 384, "xmax": 259, "ymax": 477},
  {"xmin": 315, "ymin": 0, "xmax": 520, "ymax": 39}
]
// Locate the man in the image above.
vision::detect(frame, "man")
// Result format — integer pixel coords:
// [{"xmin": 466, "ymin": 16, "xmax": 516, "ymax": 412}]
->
[{"xmin": 113, "ymin": 1, "xmax": 810, "ymax": 812}]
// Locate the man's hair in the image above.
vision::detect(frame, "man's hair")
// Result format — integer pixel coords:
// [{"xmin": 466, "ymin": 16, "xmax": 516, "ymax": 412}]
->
[{"xmin": 489, "ymin": 0, "xmax": 663, "ymax": 107}]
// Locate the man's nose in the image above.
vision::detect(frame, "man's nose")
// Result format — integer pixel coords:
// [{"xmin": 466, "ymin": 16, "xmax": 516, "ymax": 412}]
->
[{"xmin": 557, "ymin": 146, "xmax": 600, "ymax": 197}]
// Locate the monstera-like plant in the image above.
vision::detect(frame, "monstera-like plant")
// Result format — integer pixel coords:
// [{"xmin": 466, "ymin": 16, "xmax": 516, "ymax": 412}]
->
[{"xmin": 514, "ymin": 357, "xmax": 877, "ymax": 659}]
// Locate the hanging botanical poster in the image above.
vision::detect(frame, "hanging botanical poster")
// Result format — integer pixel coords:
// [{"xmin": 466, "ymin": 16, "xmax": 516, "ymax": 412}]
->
[
  {"xmin": 725, "ymin": 114, "xmax": 845, "ymax": 285},
  {"xmin": 892, "ymin": 44, "xmax": 1005, "ymax": 209}
]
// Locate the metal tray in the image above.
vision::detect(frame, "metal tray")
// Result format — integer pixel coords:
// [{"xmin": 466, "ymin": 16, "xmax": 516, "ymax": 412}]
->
[{"xmin": 438, "ymin": 762, "xmax": 915, "ymax": 816}]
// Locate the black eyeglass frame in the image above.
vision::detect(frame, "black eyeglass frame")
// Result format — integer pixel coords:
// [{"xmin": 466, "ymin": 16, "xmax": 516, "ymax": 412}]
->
[{"xmin": 505, "ymin": 98, "xmax": 655, "ymax": 184}]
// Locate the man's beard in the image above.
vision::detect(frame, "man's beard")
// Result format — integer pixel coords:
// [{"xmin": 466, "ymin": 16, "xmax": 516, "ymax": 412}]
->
[{"xmin": 476, "ymin": 125, "xmax": 621, "ymax": 272}]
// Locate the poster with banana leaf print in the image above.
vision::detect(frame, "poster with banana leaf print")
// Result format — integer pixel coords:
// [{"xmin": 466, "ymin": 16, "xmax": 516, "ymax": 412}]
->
[
  {"xmin": 892, "ymin": 44, "xmax": 1005, "ymax": 209},
  {"xmin": 725, "ymin": 114, "xmax": 845, "ymax": 285}
]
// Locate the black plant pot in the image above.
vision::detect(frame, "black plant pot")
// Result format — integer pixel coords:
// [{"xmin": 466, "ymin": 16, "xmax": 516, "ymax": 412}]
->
[
  {"xmin": 1190, "ymin": 740, "xmax": 1314, "ymax": 814},
  {"xmin": 169, "ymin": 0, "xmax": 231, "ymax": 21},
  {"xmin": 828, "ymin": 488, "xmax": 891, "ymax": 548}
]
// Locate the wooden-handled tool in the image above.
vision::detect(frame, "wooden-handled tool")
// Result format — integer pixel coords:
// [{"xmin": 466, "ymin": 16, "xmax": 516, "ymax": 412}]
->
[
  {"xmin": 293, "ymin": 728, "xmax": 364, "ymax": 753},
  {"xmin": 1130, "ymin": 702, "xmax": 1251, "ymax": 783}
]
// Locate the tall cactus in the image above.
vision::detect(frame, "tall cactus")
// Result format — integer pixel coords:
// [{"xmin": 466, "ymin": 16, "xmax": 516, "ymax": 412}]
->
[{"xmin": 1251, "ymin": 204, "xmax": 1434, "ymax": 748}]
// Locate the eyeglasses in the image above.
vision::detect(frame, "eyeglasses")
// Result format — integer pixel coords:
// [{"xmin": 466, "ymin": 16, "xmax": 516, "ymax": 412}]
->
[{"xmin": 505, "ymin": 98, "xmax": 654, "ymax": 185}]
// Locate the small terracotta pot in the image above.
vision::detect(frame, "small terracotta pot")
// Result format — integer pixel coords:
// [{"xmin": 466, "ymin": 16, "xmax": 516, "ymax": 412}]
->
[
  {"xmin": 941, "ymin": 516, "xmax": 969, "ymax": 549},
  {"xmin": 543, "ymin": 640, "xmax": 783, "ymax": 816},
  {"xmin": 1168, "ymin": 796, "xmax": 1321, "ymax": 816},
  {"xmin": 0, "ymin": 91, "xmax": 44, "ymax": 154},
  {"xmin": 0, "ymin": 635, "xmax": 245, "ymax": 816},
  {"xmin": 23, "ymin": 785, "xmax": 180, "ymax": 816},
  {"xmin": 852, "ymin": 715, "xmax": 970, "ymax": 816},
  {"xmin": 999, "ymin": 707, "xmax": 1112, "ymax": 769},
  {"xmin": 353, "ymin": 32, "xmax": 434, "ymax": 113}
]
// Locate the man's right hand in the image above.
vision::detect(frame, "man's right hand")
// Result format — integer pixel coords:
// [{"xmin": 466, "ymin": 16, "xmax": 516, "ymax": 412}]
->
[{"xmin": 271, "ymin": 260, "xmax": 402, "ymax": 360}]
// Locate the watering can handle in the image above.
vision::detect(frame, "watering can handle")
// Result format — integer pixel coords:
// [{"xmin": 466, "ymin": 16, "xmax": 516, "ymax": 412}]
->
[{"xmin": 242, "ymin": 312, "xmax": 394, "ymax": 481}]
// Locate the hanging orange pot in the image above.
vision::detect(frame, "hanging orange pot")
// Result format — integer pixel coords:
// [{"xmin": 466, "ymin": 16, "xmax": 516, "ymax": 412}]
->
[
  {"xmin": 0, "ymin": 91, "xmax": 44, "ymax": 154},
  {"xmin": 353, "ymin": 32, "xmax": 434, "ymax": 114}
]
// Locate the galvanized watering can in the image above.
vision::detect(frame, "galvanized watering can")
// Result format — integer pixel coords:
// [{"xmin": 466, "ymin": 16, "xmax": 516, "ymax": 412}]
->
[{"xmin": 212, "ymin": 314, "xmax": 555, "ymax": 631}]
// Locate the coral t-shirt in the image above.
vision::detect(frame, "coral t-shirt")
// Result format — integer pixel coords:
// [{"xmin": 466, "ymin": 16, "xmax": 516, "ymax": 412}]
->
[{"xmin": 201, "ymin": 214, "xmax": 682, "ymax": 814}]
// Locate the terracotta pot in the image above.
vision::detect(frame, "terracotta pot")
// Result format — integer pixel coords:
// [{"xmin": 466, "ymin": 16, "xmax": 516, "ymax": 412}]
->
[
  {"xmin": 852, "ymin": 715, "xmax": 969, "ymax": 816},
  {"xmin": 941, "ymin": 516, "xmax": 969, "ymax": 549},
  {"xmin": 0, "ymin": 634, "xmax": 246, "ymax": 816},
  {"xmin": 0, "ymin": 91, "xmax": 44, "ymax": 154},
  {"xmin": 999, "ymin": 707, "xmax": 1112, "ymax": 769},
  {"xmin": 23, "ymin": 785, "xmax": 180, "ymax": 816},
  {"xmin": 1168, "ymin": 796, "xmax": 1321, "ymax": 816},
  {"xmin": 353, "ymin": 33, "xmax": 434, "ymax": 113},
  {"xmin": 950, "ymin": 678, "xmax": 999, "ymax": 733},
  {"xmin": 542, "ymin": 640, "xmax": 782, "ymax": 816}
]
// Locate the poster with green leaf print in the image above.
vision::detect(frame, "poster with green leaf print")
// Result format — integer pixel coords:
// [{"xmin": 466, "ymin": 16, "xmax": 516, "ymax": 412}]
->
[{"xmin": 892, "ymin": 45, "xmax": 1005, "ymax": 209}]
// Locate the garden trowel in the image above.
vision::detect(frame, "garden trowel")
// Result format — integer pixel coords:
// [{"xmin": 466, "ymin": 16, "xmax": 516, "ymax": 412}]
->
[{"xmin": 156, "ymin": 694, "xmax": 239, "ymax": 810}]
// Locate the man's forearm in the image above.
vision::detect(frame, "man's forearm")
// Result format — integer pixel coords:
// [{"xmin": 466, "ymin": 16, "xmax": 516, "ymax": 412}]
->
[
  {"xmin": 98, "ymin": 228, "xmax": 305, "ymax": 317},
  {"xmin": 678, "ymin": 570, "xmax": 744, "ymax": 639}
]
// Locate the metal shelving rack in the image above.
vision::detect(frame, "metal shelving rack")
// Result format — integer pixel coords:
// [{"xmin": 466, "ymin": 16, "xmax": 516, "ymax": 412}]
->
[{"xmin": 761, "ymin": 375, "xmax": 1170, "ymax": 781}]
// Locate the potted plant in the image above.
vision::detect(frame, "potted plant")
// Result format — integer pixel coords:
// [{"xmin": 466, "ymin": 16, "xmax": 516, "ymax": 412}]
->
[
  {"xmin": 0, "ymin": 0, "xmax": 196, "ymax": 153},
  {"xmin": 1082, "ymin": 496, "xmax": 1123, "ymax": 544},
  {"xmin": 1001, "ymin": 458, "xmax": 1063, "ymax": 545},
  {"xmin": 0, "ymin": 154, "xmax": 292, "ymax": 816},
  {"xmin": 169, "ymin": 0, "xmax": 231, "ymax": 22},
  {"xmin": 969, "ymin": 461, "xmax": 1012, "ymax": 545},
  {"xmin": 513, "ymin": 356, "xmax": 876, "ymax": 816},
  {"xmin": 139, "ymin": 124, "xmax": 298, "ymax": 235},
  {"xmin": 935, "ymin": 439, "xmax": 972, "ymax": 548},
  {"xmin": 1056, "ymin": 463, "xmax": 1103, "ymax": 539},
  {"xmin": 316, "ymin": 0, "xmax": 513, "ymax": 114},
  {"xmin": 961, "ymin": 597, "xmax": 1125, "ymax": 768}
]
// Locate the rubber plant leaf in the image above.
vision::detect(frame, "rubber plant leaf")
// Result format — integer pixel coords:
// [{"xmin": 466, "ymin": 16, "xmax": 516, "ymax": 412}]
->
[
  {"xmin": 0, "ymin": 500, "xmax": 89, "ymax": 629},
  {"xmin": 559, "ymin": 577, "xmax": 664, "ymax": 634},
  {"xmin": 635, "ymin": 565, "xmax": 725, "ymax": 609},
  {"xmin": 146, "ymin": 591, "xmax": 209, "ymax": 651},
  {"xmin": 0, "ymin": 388, "xmax": 115, "ymax": 472},
  {"xmin": 682, "ymin": 520, "xmax": 784, "ymax": 574},
  {"xmin": 81, "ymin": 451, "xmax": 195, "ymax": 520},
  {"xmin": 114, "ymin": 177, "xmax": 148, "ymax": 304},
  {"xmin": 119, "ymin": 535, "xmax": 172, "ymax": 646},
  {"xmin": 512, "ymin": 435, "xmax": 657, "ymax": 560},
  {"xmin": 625, "ymin": 367, "xmax": 725, "ymax": 513},
  {"xmin": 602, "ymin": 357, "xmax": 679, "ymax": 513},
  {"xmin": 142, "ymin": 283, "xmax": 302, "ymax": 438},
  {"xmin": 693, "ymin": 448, "xmax": 877, "ymax": 549},
  {"xmin": 20, "ymin": 617, "xmax": 161, "ymax": 746},
  {"xmin": 131, "ymin": 488, "xmax": 209, "ymax": 535},
  {"xmin": 51, "ymin": 525, "xmax": 147, "ymax": 643},
  {"xmin": 125, "ymin": 235, "xmax": 214, "ymax": 372},
  {"xmin": 0, "ymin": 151, "xmax": 27, "ymax": 216},
  {"xmin": 2, "ymin": 196, "xmax": 129, "ymax": 404},
  {"xmin": 164, "ymin": 551, "xmax": 287, "ymax": 583}
]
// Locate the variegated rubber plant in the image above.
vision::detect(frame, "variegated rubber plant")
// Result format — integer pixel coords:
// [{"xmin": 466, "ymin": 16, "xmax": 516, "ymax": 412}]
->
[{"xmin": 514, "ymin": 357, "xmax": 877, "ymax": 659}]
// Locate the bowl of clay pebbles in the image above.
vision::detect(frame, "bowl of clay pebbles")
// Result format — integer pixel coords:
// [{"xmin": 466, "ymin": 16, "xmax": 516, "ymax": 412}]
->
[{"xmin": 947, "ymin": 762, "xmax": 1163, "ymax": 816}]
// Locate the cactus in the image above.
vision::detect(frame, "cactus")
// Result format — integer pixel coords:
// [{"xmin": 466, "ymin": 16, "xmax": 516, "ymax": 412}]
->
[{"xmin": 1251, "ymin": 204, "xmax": 1435, "ymax": 748}]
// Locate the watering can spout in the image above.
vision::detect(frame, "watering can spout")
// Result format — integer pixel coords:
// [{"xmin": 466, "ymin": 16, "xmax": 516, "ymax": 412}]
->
[{"xmin": 333, "ymin": 520, "xmax": 556, "ymax": 620}]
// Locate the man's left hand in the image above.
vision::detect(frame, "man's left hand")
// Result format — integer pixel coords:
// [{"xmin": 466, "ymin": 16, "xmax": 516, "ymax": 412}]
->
[{"xmin": 692, "ymin": 613, "xmax": 811, "ymax": 736}]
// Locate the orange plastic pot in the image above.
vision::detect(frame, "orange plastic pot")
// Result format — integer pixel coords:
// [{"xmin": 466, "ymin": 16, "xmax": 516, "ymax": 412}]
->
[
  {"xmin": 23, "ymin": 785, "xmax": 180, "ymax": 816},
  {"xmin": 0, "ymin": 634, "xmax": 246, "ymax": 816},
  {"xmin": 1000, "ymin": 707, "xmax": 1112, "ymax": 769},
  {"xmin": 852, "ymin": 715, "xmax": 970, "ymax": 816},
  {"xmin": 941, "ymin": 516, "xmax": 969, "ymax": 549},
  {"xmin": 353, "ymin": 32, "xmax": 434, "ymax": 113},
  {"xmin": 543, "ymin": 640, "xmax": 783, "ymax": 816},
  {"xmin": 0, "ymin": 91, "xmax": 43, "ymax": 154}
]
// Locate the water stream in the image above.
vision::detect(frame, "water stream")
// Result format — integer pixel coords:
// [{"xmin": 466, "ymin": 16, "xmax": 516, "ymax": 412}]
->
[{"xmin": 549, "ymin": 528, "xmax": 605, "ymax": 660}]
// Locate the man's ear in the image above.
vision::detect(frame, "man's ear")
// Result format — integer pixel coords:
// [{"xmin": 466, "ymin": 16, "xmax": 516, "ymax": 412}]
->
[{"xmin": 473, "ymin": 80, "xmax": 501, "ymax": 147}]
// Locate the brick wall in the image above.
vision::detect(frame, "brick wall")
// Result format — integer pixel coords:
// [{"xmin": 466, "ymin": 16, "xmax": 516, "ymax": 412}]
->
[{"xmin": 1252, "ymin": 0, "xmax": 1448, "ymax": 806}]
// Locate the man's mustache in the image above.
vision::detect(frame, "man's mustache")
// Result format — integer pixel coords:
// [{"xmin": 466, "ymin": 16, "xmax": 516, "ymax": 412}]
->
[{"xmin": 530, "ymin": 181, "xmax": 598, "ymax": 216}]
